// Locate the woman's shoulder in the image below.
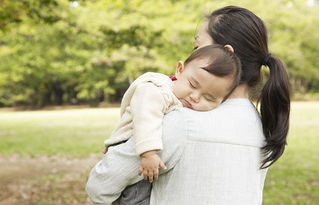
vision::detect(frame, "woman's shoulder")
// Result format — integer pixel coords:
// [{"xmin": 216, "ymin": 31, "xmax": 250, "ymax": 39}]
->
[
  {"xmin": 178, "ymin": 98, "xmax": 257, "ymax": 118},
  {"xmin": 175, "ymin": 99, "xmax": 265, "ymax": 147}
]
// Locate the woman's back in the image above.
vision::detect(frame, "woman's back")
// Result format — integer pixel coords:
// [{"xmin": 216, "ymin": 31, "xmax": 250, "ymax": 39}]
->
[{"xmin": 151, "ymin": 98, "xmax": 268, "ymax": 205}]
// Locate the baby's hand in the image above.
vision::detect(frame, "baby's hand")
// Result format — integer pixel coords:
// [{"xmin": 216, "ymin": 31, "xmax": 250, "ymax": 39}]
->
[
  {"xmin": 138, "ymin": 151, "xmax": 167, "ymax": 182},
  {"xmin": 102, "ymin": 146, "xmax": 108, "ymax": 154}
]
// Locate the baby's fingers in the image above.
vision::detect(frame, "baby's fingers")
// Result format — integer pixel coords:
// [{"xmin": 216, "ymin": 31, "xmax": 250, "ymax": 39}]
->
[
  {"xmin": 143, "ymin": 169, "xmax": 149, "ymax": 180},
  {"xmin": 148, "ymin": 171, "xmax": 154, "ymax": 182},
  {"xmin": 153, "ymin": 168, "xmax": 159, "ymax": 181},
  {"xmin": 138, "ymin": 166, "xmax": 143, "ymax": 176},
  {"xmin": 102, "ymin": 147, "xmax": 108, "ymax": 154},
  {"xmin": 159, "ymin": 160, "xmax": 167, "ymax": 170}
]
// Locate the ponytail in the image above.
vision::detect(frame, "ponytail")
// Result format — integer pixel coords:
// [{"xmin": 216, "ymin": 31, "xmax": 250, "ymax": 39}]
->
[
  {"xmin": 259, "ymin": 55, "xmax": 290, "ymax": 168},
  {"xmin": 207, "ymin": 6, "xmax": 291, "ymax": 168}
]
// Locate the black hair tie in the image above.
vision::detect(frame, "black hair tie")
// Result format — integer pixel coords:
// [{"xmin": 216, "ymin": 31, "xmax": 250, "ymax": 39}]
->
[{"xmin": 262, "ymin": 53, "xmax": 272, "ymax": 66}]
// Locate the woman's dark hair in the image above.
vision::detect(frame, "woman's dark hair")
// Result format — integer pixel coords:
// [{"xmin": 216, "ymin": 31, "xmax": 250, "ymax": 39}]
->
[
  {"xmin": 184, "ymin": 45, "xmax": 242, "ymax": 100},
  {"xmin": 207, "ymin": 6, "xmax": 290, "ymax": 168}
]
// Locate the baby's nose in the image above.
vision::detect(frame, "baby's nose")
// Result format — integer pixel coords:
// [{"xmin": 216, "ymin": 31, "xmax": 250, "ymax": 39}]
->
[{"xmin": 190, "ymin": 93, "xmax": 200, "ymax": 103}]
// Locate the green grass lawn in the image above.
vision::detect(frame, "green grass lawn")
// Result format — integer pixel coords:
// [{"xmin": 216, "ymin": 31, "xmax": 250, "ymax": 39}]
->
[
  {"xmin": 0, "ymin": 108, "xmax": 120, "ymax": 156},
  {"xmin": 0, "ymin": 102, "xmax": 318, "ymax": 204}
]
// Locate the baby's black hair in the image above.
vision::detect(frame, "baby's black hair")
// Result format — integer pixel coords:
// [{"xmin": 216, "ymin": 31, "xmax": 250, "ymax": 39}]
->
[{"xmin": 184, "ymin": 45, "xmax": 242, "ymax": 100}]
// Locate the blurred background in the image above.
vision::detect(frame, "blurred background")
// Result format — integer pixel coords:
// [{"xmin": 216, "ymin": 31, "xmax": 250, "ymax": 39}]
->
[{"xmin": 0, "ymin": 0, "xmax": 318, "ymax": 204}]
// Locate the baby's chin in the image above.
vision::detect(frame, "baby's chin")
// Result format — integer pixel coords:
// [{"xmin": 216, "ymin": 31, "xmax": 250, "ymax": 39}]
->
[
  {"xmin": 179, "ymin": 99, "xmax": 215, "ymax": 111},
  {"xmin": 182, "ymin": 104, "xmax": 213, "ymax": 112}
]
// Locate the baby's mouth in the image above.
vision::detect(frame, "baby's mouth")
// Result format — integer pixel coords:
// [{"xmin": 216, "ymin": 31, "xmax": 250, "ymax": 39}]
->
[{"xmin": 182, "ymin": 99, "xmax": 193, "ymax": 109}]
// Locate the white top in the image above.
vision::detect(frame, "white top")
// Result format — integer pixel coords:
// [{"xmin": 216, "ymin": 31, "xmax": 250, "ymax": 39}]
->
[
  {"xmin": 86, "ymin": 98, "xmax": 268, "ymax": 205},
  {"xmin": 104, "ymin": 72, "xmax": 182, "ymax": 155}
]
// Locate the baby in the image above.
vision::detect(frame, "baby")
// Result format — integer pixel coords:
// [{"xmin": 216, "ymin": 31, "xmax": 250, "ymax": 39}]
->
[{"xmin": 103, "ymin": 44, "xmax": 241, "ymax": 184}]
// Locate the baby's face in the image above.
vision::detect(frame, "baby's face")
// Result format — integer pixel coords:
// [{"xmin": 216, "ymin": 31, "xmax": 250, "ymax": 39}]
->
[{"xmin": 173, "ymin": 58, "xmax": 233, "ymax": 111}]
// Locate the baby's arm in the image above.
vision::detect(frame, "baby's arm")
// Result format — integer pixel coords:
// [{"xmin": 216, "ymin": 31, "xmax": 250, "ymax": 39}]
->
[{"xmin": 130, "ymin": 82, "xmax": 168, "ymax": 181}]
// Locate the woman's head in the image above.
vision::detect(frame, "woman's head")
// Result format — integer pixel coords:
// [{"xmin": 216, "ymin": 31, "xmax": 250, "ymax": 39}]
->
[
  {"xmin": 195, "ymin": 6, "xmax": 291, "ymax": 168},
  {"xmin": 173, "ymin": 45, "xmax": 241, "ymax": 111}
]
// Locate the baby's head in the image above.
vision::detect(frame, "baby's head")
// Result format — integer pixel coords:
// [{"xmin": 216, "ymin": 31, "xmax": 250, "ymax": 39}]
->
[{"xmin": 173, "ymin": 45, "xmax": 241, "ymax": 111}]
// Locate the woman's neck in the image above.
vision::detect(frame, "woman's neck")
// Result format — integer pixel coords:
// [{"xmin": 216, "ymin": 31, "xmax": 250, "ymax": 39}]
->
[{"xmin": 228, "ymin": 84, "xmax": 249, "ymax": 99}]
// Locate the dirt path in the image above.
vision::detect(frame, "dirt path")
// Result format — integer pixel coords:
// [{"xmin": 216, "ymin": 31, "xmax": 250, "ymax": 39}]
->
[{"xmin": 0, "ymin": 154, "xmax": 102, "ymax": 205}]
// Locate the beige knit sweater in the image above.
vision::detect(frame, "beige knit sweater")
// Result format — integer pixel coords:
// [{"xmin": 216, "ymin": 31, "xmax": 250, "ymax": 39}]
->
[{"xmin": 104, "ymin": 72, "xmax": 182, "ymax": 155}]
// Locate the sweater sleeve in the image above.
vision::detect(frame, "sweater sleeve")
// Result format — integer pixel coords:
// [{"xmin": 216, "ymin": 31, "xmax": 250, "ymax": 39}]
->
[{"xmin": 130, "ymin": 82, "xmax": 166, "ymax": 155}]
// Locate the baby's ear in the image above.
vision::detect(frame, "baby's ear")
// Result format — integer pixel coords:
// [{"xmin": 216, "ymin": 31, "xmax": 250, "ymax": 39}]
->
[
  {"xmin": 224, "ymin": 44, "xmax": 234, "ymax": 53},
  {"xmin": 175, "ymin": 61, "xmax": 185, "ymax": 76}
]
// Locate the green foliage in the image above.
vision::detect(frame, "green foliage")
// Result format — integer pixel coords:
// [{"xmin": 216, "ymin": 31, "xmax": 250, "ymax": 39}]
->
[{"xmin": 0, "ymin": 0, "xmax": 318, "ymax": 106}]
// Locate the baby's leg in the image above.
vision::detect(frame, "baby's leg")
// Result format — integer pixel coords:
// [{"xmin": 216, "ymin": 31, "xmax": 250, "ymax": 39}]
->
[{"xmin": 118, "ymin": 180, "xmax": 152, "ymax": 205}]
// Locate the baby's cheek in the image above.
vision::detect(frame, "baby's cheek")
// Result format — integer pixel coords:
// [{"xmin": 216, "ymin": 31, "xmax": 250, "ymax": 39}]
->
[
  {"xmin": 173, "ymin": 82, "xmax": 186, "ymax": 97},
  {"xmin": 206, "ymin": 101, "xmax": 219, "ymax": 110},
  {"xmin": 172, "ymin": 86, "xmax": 181, "ymax": 98},
  {"xmin": 196, "ymin": 102, "xmax": 212, "ymax": 111}
]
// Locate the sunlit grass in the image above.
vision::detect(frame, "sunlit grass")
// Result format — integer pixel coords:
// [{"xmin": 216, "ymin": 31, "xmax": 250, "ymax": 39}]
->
[
  {"xmin": 0, "ymin": 108, "xmax": 120, "ymax": 156},
  {"xmin": 0, "ymin": 102, "xmax": 318, "ymax": 204}
]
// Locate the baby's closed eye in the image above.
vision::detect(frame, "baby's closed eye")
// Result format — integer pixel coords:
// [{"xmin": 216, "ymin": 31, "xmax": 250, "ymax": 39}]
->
[{"xmin": 188, "ymin": 81, "xmax": 196, "ymax": 88}]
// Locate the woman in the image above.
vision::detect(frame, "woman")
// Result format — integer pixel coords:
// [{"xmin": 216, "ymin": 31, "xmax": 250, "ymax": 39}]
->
[{"xmin": 86, "ymin": 6, "xmax": 290, "ymax": 205}]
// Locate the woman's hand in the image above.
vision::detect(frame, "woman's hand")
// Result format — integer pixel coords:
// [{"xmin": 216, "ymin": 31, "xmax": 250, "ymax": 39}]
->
[{"xmin": 139, "ymin": 150, "xmax": 167, "ymax": 182}]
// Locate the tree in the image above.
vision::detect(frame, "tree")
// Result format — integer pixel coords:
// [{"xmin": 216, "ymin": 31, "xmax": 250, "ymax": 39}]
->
[{"xmin": 0, "ymin": 0, "xmax": 318, "ymax": 107}]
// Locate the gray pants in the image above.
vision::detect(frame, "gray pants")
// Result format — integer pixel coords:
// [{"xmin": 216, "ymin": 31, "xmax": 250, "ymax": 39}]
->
[{"xmin": 118, "ymin": 180, "xmax": 152, "ymax": 205}]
